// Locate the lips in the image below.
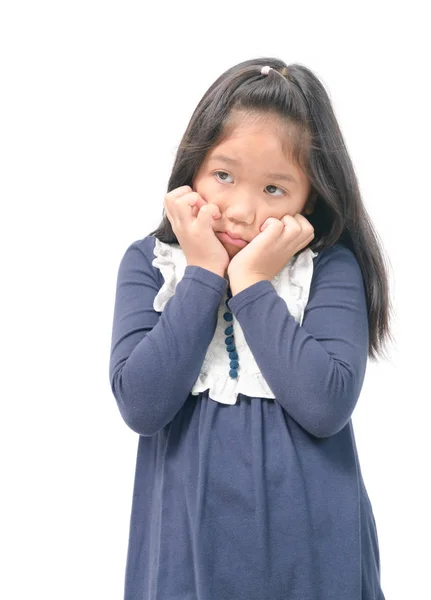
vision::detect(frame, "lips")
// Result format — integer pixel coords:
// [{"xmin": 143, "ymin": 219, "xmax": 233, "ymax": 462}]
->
[
  {"xmin": 225, "ymin": 231, "xmax": 246, "ymax": 241},
  {"xmin": 219, "ymin": 230, "xmax": 248, "ymax": 242},
  {"xmin": 218, "ymin": 232, "xmax": 248, "ymax": 248}
]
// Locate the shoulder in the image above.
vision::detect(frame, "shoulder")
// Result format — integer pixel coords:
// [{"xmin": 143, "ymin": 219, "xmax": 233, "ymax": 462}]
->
[
  {"xmin": 313, "ymin": 241, "xmax": 360, "ymax": 270},
  {"xmin": 117, "ymin": 235, "xmax": 163, "ymax": 284},
  {"xmin": 123, "ymin": 234, "xmax": 157, "ymax": 257},
  {"xmin": 311, "ymin": 242, "xmax": 364, "ymax": 291},
  {"xmin": 313, "ymin": 240, "xmax": 355, "ymax": 262}
]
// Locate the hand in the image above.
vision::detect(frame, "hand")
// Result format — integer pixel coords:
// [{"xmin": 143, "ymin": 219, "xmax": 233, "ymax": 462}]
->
[
  {"xmin": 227, "ymin": 213, "xmax": 315, "ymax": 282},
  {"xmin": 164, "ymin": 186, "xmax": 230, "ymax": 276}
]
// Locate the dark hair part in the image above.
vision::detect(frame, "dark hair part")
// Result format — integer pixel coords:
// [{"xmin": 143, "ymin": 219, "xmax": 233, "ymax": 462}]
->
[{"xmin": 148, "ymin": 56, "xmax": 395, "ymax": 362}]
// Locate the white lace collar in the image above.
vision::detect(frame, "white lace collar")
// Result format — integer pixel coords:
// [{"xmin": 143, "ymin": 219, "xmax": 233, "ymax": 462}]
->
[{"xmin": 152, "ymin": 237, "xmax": 318, "ymax": 405}]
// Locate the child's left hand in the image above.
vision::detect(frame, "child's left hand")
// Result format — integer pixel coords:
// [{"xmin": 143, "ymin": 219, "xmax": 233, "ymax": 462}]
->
[{"xmin": 227, "ymin": 213, "xmax": 315, "ymax": 281}]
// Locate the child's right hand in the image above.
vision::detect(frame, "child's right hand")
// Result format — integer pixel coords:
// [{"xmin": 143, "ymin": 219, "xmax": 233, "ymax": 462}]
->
[{"xmin": 164, "ymin": 186, "xmax": 230, "ymax": 277}]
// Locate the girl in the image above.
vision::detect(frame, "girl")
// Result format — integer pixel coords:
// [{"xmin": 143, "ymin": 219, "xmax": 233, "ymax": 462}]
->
[{"xmin": 109, "ymin": 57, "xmax": 392, "ymax": 600}]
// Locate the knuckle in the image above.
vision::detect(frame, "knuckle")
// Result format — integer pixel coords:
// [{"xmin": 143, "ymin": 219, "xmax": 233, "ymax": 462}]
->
[
  {"xmin": 176, "ymin": 185, "xmax": 192, "ymax": 194},
  {"xmin": 165, "ymin": 185, "xmax": 191, "ymax": 200}
]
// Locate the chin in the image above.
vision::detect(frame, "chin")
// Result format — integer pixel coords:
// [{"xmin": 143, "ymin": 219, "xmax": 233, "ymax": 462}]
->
[{"xmin": 226, "ymin": 246, "xmax": 241, "ymax": 259}]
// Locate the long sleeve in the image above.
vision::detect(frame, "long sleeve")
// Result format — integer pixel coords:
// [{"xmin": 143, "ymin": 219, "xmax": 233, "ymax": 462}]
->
[
  {"xmin": 109, "ymin": 236, "xmax": 228, "ymax": 436},
  {"xmin": 227, "ymin": 244, "xmax": 369, "ymax": 438}
]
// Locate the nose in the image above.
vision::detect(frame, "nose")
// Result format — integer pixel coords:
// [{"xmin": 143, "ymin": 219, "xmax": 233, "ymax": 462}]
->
[{"xmin": 224, "ymin": 194, "xmax": 256, "ymax": 226}]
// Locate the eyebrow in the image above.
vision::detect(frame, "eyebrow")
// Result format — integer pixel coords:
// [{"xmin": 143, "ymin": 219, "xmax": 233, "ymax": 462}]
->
[{"xmin": 209, "ymin": 154, "xmax": 298, "ymax": 185}]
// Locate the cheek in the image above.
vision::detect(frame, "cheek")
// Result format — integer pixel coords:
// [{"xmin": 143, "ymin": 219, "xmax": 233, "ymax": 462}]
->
[
  {"xmin": 193, "ymin": 177, "xmax": 216, "ymax": 202},
  {"xmin": 264, "ymin": 204, "xmax": 294, "ymax": 223}
]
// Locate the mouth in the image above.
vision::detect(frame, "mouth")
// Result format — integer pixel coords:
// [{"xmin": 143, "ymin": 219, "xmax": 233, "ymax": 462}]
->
[{"xmin": 218, "ymin": 232, "xmax": 248, "ymax": 248}]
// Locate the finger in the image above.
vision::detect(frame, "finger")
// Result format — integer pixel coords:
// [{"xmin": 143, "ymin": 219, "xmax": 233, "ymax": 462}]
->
[
  {"xmin": 191, "ymin": 197, "xmax": 213, "ymax": 219},
  {"xmin": 164, "ymin": 187, "xmax": 194, "ymax": 222},
  {"xmin": 281, "ymin": 216, "xmax": 302, "ymax": 235},
  {"xmin": 297, "ymin": 232, "xmax": 316, "ymax": 251},
  {"xmin": 294, "ymin": 213, "xmax": 315, "ymax": 237},
  {"xmin": 172, "ymin": 192, "xmax": 203, "ymax": 224},
  {"xmin": 196, "ymin": 203, "xmax": 221, "ymax": 228},
  {"xmin": 292, "ymin": 213, "xmax": 313, "ymax": 228},
  {"xmin": 261, "ymin": 217, "xmax": 283, "ymax": 232},
  {"xmin": 190, "ymin": 194, "xmax": 210, "ymax": 218},
  {"xmin": 166, "ymin": 185, "xmax": 193, "ymax": 201}
]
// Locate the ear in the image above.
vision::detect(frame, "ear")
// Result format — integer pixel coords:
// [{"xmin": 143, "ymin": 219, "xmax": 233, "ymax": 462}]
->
[{"xmin": 303, "ymin": 191, "xmax": 318, "ymax": 216}]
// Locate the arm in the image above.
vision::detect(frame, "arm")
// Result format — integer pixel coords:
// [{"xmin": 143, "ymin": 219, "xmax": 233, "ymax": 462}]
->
[
  {"xmin": 109, "ymin": 236, "xmax": 228, "ymax": 436},
  {"xmin": 227, "ymin": 244, "xmax": 369, "ymax": 438}
]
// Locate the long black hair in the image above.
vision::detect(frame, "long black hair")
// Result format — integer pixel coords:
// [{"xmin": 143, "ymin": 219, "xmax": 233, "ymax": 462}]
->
[{"xmin": 148, "ymin": 57, "xmax": 394, "ymax": 362}]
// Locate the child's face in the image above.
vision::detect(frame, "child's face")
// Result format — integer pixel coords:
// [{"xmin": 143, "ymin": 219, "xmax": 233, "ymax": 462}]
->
[{"xmin": 192, "ymin": 113, "xmax": 315, "ymax": 259}]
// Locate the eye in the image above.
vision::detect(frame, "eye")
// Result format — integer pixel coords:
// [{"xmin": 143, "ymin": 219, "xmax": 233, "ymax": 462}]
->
[
  {"xmin": 265, "ymin": 185, "xmax": 285, "ymax": 197},
  {"xmin": 214, "ymin": 171, "xmax": 233, "ymax": 183},
  {"xmin": 214, "ymin": 171, "xmax": 286, "ymax": 197}
]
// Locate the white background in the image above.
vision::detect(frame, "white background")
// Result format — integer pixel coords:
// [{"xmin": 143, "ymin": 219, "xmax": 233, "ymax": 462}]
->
[{"xmin": 1, "ymin": 1, "xmax": 430, "ymax": 598}]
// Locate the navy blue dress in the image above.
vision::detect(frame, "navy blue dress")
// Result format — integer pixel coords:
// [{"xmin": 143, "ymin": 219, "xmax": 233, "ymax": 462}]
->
[{"xmin": 109, "ymin": 235, "xmax": 385, "ymax": 600}]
